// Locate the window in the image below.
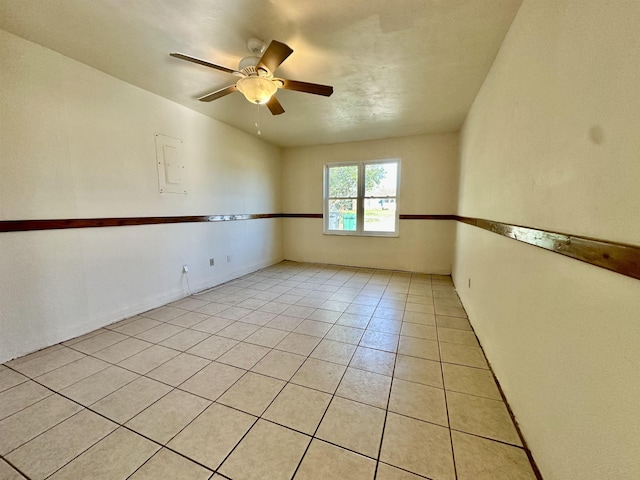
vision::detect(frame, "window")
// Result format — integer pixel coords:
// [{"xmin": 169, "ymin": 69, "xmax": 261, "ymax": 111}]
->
[{"xmin": 324, "ymin": 159, "xmax": 399, "ymax": 236}]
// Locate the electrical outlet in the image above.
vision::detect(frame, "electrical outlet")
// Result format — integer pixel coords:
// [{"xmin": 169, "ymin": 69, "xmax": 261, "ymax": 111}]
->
[
  {"xmin": 183, "ymin": 265, "xmax": 189, "ymax": 273},
  {"xmin": 209, "ymin": 258, "xmax": 215, "ymax": 267},
  {"xmin": 226, "ymin": 254, "xmax": 231, "ymax": 263}
]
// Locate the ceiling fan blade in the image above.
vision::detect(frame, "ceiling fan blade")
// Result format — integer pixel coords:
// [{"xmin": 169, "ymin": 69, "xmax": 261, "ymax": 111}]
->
[
  {"xmin": 266, "ymin": 96, "xmax": 285, "ymax": 115},
  {"xmin": 279, "ymin": 79, "xmax": 334, "ymax": 97},
  {"xmin": 257, "ymin": 40, "xmax": 293, "ymax": 74},
  {"xmin": 198, "ymin": 85, "xmax": 238, "ymax": 102},
  {"xmin": 170, "ymin": 52, "xmax": 238, "ymax": 75}
]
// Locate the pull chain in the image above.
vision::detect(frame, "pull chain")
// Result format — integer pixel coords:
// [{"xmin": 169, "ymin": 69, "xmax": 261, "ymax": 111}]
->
[{"xmin": 254, "ymin": 104, "xmax": 261, "ymax": 136}]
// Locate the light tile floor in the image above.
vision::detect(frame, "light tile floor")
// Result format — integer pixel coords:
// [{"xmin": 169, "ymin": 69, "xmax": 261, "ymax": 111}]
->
[{"xmin": 0, "ymin": 262, "xmax": 538, "ymax": 480}]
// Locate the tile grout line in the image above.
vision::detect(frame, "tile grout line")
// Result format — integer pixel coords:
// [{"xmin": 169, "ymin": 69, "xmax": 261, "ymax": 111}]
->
[
  {"xmin": 0, "ymin": 385, "xmax": 129, "ymax": 479},
  {"xmin": 435, "ymin": 280, "xmax": 460, "ymax": 480},
  {"xmin": 482, "ymin": 353, "xmax": 545, "ymax": 479},
  {"xmin": 372, "ymin": 282, "xmax": 400, "ymax": 480},
  {"xmin": 44, "ymin": 425, "xmax": 126, "ymax": 480},
  {"xmin": 59, "ymin": 304, "xmax": 476, "ymax": 389},
  {"xmin": 5, "ymin": 357, "xmax": 464, "ymax": 479},
  {"xmin": 229, "ymin": 268, "xmax": 408, "ymax": 477},
  {"xmin": 2, "ymin": 262, "xmax": 537, "ymax": 479},
  {"xmin": 123, "ymin": 448, "xmax": 165, "ymax": 479},
  {"xmin": 0, "ymin": 454, "xmax": 30, "ymax": 480},
  {"xmin": 283, "ymin": 278, "xmax": 369, "ymax": 480},
  {"xmin": 6, "ymin": 337, "xmax": 285, "ymax": 476},
  {"xmin": 12, "ymin": 368, "xmax": 220, "ymax": 478},
  {"xmin": 447, "ymin": 278, "xmax": 546, "ymax": 480},
  {"xmin": 201, "ymin": 267, "xmax": 363, "ymax": 478},
  {"xmin": 0, "ymin": 381, "xmax": 90, "ymax": 453}
]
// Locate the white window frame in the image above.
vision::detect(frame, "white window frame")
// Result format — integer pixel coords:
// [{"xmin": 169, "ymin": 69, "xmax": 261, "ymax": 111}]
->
[{"xmin": 323, "ymin": 159, "xmax": 400, "ymax": 237}]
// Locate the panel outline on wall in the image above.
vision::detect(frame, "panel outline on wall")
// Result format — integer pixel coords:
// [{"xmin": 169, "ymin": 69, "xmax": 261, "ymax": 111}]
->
[{"xmin": 155, "ymin": 133, "xmax": 186, "ymax": 194}]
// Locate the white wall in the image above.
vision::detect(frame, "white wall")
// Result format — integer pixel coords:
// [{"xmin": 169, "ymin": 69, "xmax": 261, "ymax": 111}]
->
[
  {"xmin": 0, "ymin": 30, "xmax": 283, "ymax": 363},
  {"xmin": 453, "ymin": 1, "xmax": 640, "ymax": 479},
  {"xmin": 282, "ymin": 134, "xmax": 459, "ymax": 273}
]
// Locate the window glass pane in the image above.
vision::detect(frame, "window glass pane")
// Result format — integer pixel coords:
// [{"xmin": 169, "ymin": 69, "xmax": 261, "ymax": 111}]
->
[
  {"xmin": 328, "ymin": 165, "xmax": 358, "ymax": 198},
  {"xmin": 328, "ymin": 199, "xmax": 357, "ymax": 231},
  {"xmin": 364, "ymin": 162, "xmax": 397, "ymax": 197},
  {"xmin": 364, "ymin": 198, "xmax": 396, "ymax": 232}
]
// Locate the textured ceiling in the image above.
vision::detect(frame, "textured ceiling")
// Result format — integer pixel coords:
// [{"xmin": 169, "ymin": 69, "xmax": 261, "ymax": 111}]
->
[{"xmin": 0, "ymin": 0, "xmax": 522, "ymax": 147}]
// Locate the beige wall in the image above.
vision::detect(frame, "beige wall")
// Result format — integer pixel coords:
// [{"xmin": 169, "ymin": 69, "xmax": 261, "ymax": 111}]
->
[
  {"xmin": 0, "ymin": 30, "xmax": 283, "ymax": 362},
  {"xmin": 453, "ymin": 1, "xmax": 640, "ymax": 479},
  {"xmin": 282, "ymin": 134, "xmax": 459, "ymax": 273}
]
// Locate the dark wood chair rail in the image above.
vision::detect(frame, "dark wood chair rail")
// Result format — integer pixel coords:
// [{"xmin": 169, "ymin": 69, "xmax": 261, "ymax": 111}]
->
[{"xmin": 1, "ymin": 214, "xmax": 638, "ymax": 281}]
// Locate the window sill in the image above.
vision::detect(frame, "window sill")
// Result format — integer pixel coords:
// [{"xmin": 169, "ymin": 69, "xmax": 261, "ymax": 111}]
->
[{"xmin": 323, "ymin": 231, "xmax": 399, "ymax": 238}]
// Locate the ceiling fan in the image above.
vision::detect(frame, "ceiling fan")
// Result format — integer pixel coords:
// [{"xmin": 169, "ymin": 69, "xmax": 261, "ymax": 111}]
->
[{"xmin": 170, "ymin": 38, "xmax": 333, "ymax": 115}]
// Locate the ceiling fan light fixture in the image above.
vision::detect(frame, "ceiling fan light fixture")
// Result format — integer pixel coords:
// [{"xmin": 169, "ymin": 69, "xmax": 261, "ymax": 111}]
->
[
  {"xmin": 171, "ymin": 39, "xmax": 333, "ymax": 114},
  {"xmin": 236, "ymin": 76, "xmax": 277, "ymax": 104}
]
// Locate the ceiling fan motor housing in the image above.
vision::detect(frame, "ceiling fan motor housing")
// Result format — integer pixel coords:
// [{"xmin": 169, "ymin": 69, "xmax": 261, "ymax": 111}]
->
[{"xmin": 239, "ymin": 55, "xmax": 271, "ymax": 78}]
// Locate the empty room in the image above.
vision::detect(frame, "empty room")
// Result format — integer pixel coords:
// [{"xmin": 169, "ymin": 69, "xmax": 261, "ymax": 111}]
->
[{"xmin": 1, "ymin": 1, "xmax": 638, "ymax": 479}]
